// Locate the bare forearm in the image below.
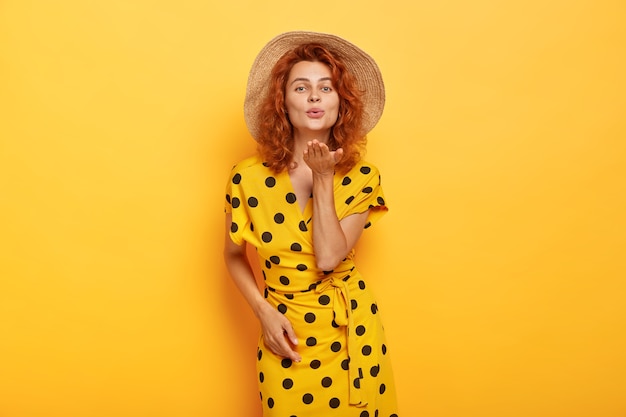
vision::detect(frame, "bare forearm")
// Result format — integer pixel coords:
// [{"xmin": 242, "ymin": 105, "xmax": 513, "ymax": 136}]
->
[
  {"xmin": 224, "ymin": 250, "xmax": 267, "ymax": 317},
  {"xmin": 311, "ymin": 173, "xmax": 349, "ymax": 270}
]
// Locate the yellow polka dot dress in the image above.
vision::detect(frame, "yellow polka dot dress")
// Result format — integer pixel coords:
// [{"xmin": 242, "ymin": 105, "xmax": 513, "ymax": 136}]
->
[{"xmin": 225, "ymin": 155, "xmax": 399, "ymax": 417}]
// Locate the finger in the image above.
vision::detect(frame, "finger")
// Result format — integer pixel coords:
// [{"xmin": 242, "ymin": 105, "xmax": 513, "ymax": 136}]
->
[
  {"xmin": 309, "ymin": 141, "xmax": 320, "ymax": 157},
  {"xmin": 283, "ymin": 322, "xmax": 298, "ymax": 346},
  {"xmin": 305, "ymin": 141, "xmax": 315, "ymax": 157},
  {"xmin": 282, "ymin": 321, "xmax": 301, "ymax": 361},
  {"xmin": 278, "ymin": 337, "xmax": 301, "ymax": 362},
  {"xmin": 333, "ymin": 147, "xmax": 344, "ymax": 163},
  {"xmin": 266, "ymin": 333, "xmax": 300, "ymax": 362}
]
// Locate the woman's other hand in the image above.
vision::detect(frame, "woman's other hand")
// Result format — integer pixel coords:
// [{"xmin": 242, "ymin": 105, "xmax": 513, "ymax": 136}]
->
[
  {"xmin": 257, "ymin": 301, "xmax": 301, "ymax": 363},
  {"xmin": 303, "ymin": 139, "xmax": 343, "ymax": 176}
]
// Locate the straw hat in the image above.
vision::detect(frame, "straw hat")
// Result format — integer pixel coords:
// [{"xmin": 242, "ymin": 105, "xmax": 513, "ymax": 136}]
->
[{"xmin": 244, "ymin": 31, "xmax": 385, "ymax": 140}]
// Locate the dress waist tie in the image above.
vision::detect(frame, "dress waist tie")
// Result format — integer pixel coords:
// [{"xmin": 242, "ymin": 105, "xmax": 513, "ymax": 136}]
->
[{"xmin": 315, "ymin": 276, "xmax": 368, "ymax": 407}]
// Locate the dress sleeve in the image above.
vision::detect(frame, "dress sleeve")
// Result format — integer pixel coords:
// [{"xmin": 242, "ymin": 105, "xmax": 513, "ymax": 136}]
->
[
  {"xmin": 224, "ymin": 165, "xmax": 249, "ymax": 245},
  {"xmin": 341, "ymin": 164, "xmax": 389, "ymax": 229}
]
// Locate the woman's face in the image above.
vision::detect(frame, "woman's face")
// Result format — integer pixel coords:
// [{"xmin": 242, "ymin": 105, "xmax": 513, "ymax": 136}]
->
[{"xmin": 284, "ymin": 60, "xmax": 339, "ymax": 140}]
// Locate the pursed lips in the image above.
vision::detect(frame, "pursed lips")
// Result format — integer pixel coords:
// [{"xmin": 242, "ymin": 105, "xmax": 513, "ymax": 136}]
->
[{"xmin": 306, "ymin": 108, "xmax": 325, "ymax": 118}]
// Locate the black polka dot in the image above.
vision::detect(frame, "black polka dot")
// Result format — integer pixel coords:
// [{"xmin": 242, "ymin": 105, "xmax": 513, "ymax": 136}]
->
[
  {"xmin": 302, "ymin": 393, "xmax": 314, "ymax": 404},
  {"xmin": 290, "ymin": 242, "xmax": 302, "ymax": 251},
  {"xmin": 362, "ymin": 186, "xmax": 373, "ymax": 194},
  {"xmin": 296, "ymin": 264, "xmax": 307, "ymax": 271},
  {"xmin": 354, "ymin": 378, "xmax": 361, "ymax": 388},
  {"xmin": 280, "ymin": 276, "xmax": 290, "ymax": 285},
  {"xmin": 321, "ymin": 376, "xmax": 332, "ymax": 387},
  {"xmin": 257, "ymin": 349, "xmax": 262, "ymax": 361},
  {"xmin": 230, "ymin": 222, "xmax": 238, "ymax": 233},
  {"xmin": 225, "ymin": 194, "xmax": 231, "ymax": 204},
  {"xmin": 282, "ymin": 378, "xmax": 293, "ymax": 389},
  {"xmin": 356, "ymin": 325, "xmax": 366, "ymax": 336},
  {"xmin": 382, "ymin": 344, "xmax": 387, "ymax": 355},
  {"xmin": 306, "ymin": 337, "xmax": 317, "ymax": 346},
  {"xmin": 299, "ymin": 221, "xmax": 308, "ymax": 231},
  {"xmin": 331, "ymin": 320, "xmax": 339, "ymax": 328},
  {"xmin": 377, "ymin": 196, "xmax": 385, "ymax": 205},
  {"xmin": 358, "ymin": 280, "xmax": 366, "ymax": 290},
  {"xmin": 286, "ymin": 193, "xmax": 297, "ymax": 204},
  {"xmin": 370, "ymin": 365, "xmax": 380, "ymax": 377},
  {"xmin": 304, "ymin": 312, "xmax": 316, "ymax": 323},
  {"xmin": 331, "ymin": 341, "xmax": 341, "ymax": 352},
  {"xmin": 248, "ymin": 196, "xmax": 259, "ymax": 207},
  {"xmin": 262, "ymin": 232, "xmax": 272, "ymax": 242},
  {"xmin": 341, "ymin": 358, "xmax": 350, "ymax": 370},
  {"xmin": 232, "ymin": 197, "xmax": 240, "ymax": 208},
  {"xmin": 281, "ymin": 358, "xmax": 292, "ymax": 368},
  {"xmin": 310, "ymin": 359, "xmax": 321, "ymax": 369},
  {"xmin": 342, "ymin": 177, "xmax": 352, "ymax": 185},
  {"xmin": 379, "ymin": 383, "xmax": 386, "ymax": 394},
  {"xmin": 351, "ymin": 299, "xmax": 358, "ymax": 310},
  {"xmin": 259, "ymin": 372, "xmax": 264, "ymax": 382},
  {"xmin": 360, "ymin": 412, "xmax": 370, "ymax": 417},
  {"xmin": 232, "ymin": 173, "xmax": 242, "ymax": 184},
  {"xmin": 274, "ymin": 213, "xmax": 285, "ymax": 223},
  {"xmin": 285, "ymin": 293, "xmax": 294, "ymax": 299},
  {"xmin": 277, "ymin": 304, "xmax": 287, "ymax": 314},
  {"xmin": 265, "ymin": 177, "xmax": 276, "ymax": 187},
  {"xmin": 318, "ymin": 295, "xmax": 330, "ymax": 305},
  {"xmin": 362, "ymin": 345, "xmax": 372, "ymax": 356},
  {"xmin": 329, "ymin": 398, "xmax": 340, "ymax": 408},
  {"xmin": 371, "ymin": 303, "xmax": 378, "ymax": 314},
  {"xmin": 268, "ymin": 397, "xmax": 274, "ymax": 408},
  {"xmin": 270, "ymin": 256, "xmax": 280, "ymax": 264},
  {"xmin": 360, "ymin": 166, "xmax": 371, "ymax": 174},
  {"xmin": 345, "ymin": 196, "xmax": 355, "ymax": 205}
]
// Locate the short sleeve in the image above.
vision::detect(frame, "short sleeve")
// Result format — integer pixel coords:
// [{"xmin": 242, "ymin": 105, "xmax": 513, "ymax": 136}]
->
[
  {"xmin": 224, "ymin": 165, "xmax": 249, "ymax": 246},
  {"xmin": 340, "ymin": 163, "xmax": 388, "ymax": 229}
]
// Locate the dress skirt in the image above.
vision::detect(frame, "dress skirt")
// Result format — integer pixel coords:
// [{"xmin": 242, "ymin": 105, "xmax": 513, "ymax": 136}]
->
[{"xmin": 257, "ymin": 270, "xmax": 399, "ymax": 417}]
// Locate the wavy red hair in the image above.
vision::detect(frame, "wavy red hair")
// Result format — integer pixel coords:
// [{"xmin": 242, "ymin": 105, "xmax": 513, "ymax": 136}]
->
[{"xmin": 256, "ymin": 43, "xmax": 366, "ymax": 174}]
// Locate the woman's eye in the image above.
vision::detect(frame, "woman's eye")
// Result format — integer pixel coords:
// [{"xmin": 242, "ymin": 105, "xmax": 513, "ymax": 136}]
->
[
  {"xmin": 295, "ymin": 86, "xmax": 306, "ymax": 92},
  {"xmin": 321, "ymin": 86, "xmax": 332, "ymax": 92}
]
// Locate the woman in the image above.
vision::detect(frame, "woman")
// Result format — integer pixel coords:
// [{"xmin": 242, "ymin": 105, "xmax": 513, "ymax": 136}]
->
[{"xmin": 224, "ymin": 31, "xmax": 399, "ymax": 417}]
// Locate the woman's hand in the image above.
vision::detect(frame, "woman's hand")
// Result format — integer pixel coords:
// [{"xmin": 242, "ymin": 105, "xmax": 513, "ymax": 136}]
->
[
  {"xmin": 303, "ymin": 139, "xmax": 343, "ymax": 176},
  {"xmin": 257, "ymin": 301, "xmax": 301, "ymax": 363}
]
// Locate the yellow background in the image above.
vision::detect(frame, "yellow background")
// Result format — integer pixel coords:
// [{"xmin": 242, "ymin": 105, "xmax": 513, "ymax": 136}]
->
[{"xmin": 1, "ymin": 1, "xmax": 625, "ymax": 416}]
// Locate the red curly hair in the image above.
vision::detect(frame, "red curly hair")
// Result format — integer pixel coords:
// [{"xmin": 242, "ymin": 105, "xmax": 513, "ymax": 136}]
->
[{"xmin": 256, "ymin": 43, "xmax": 366, "ymax": 174}]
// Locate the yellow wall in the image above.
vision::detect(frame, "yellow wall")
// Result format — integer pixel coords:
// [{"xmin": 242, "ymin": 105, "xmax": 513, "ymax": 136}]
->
[{"xmin": 1, "ymin": 1, "xmax": 625, "ymax": 416}]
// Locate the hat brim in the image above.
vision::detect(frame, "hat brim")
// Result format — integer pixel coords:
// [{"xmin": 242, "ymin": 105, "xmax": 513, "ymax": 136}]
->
[{"xmin": 244, "ymin": 31, "xmax": 385, "ymax": 141}]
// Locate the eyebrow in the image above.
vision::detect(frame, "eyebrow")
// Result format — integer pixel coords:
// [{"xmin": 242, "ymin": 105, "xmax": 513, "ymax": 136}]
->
[{"xmin": 289, "ymin": 77, "xmax": 333, "ymax": 86}]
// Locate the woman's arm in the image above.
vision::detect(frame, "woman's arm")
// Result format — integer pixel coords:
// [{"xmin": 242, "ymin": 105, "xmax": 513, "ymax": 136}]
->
[
  {"xmin": 303, "ymin": 140, "xmax": 369, "ymax": 271},
  {"xmin": 223, "ymin": 214, "xmax": 301, "ymax": 362}
]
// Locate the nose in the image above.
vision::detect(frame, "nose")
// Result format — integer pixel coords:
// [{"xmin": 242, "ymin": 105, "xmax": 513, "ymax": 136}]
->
[{"xmin": 308, "ymin": 92, "xmax": 320, "ymax": 102}]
